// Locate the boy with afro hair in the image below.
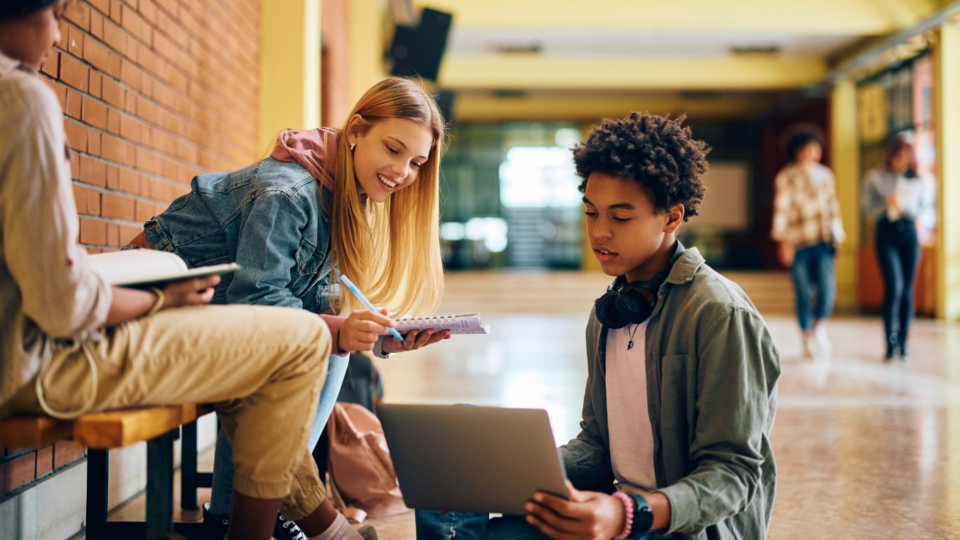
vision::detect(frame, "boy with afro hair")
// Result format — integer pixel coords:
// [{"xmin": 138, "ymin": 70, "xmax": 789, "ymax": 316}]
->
[{"xmin": 416, "ymin": 112, "xmax": 780, "ymax": 540}]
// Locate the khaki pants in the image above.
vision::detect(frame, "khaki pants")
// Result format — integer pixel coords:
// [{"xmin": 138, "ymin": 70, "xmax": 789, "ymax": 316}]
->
[{"xmin": 3, "ymin": 304, "xmax": 330, "ymax": 518}]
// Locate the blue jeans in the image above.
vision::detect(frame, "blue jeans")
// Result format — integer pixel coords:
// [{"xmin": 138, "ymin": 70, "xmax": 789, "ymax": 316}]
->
[
  {"xmin": 415, "ymin": 510, "xmax": 668, "ymax": 540},
  {"xmin": 790, "ymin": 242, "xmax": 836, "ymax": 332},
  {"xmin": 876, "ymin": 217, "xmax": 921, "ymax": 349},
  {"xmin": 208, "ymin": 353, "xmax": 350, "ymax": 514}
]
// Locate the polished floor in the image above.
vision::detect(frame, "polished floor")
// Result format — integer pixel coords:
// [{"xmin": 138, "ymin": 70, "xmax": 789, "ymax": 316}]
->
[
  {"xmin": 371, "ymin": 271, "xmax": 960, "ymax": 540},
  {"xmin": 98, "ymin": 270, "xmax": 960, "ymax": 539}
]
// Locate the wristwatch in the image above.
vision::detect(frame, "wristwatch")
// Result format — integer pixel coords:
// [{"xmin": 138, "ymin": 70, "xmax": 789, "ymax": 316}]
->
[{"xmin": 629, "ymin": 494, "xmax": 654, "ymax": 536}]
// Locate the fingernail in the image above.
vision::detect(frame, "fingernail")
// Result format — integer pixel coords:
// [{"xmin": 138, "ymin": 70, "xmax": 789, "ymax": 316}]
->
[
  {"xmin": 534, "ymin": 494, "xmax": 543, "ymax": 502},
  {"xmin": 525, "ymin": 503, "xmax": 534, "ymax": 512},
  {"xmin": 526, "ymin": 516, "xmax": 534, "ymax": 524}
]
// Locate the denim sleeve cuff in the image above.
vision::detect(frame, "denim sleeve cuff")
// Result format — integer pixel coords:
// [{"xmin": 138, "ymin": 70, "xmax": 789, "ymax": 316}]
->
[
  {"xmin": 372, "ymin": 335, "xmax": 392, "ymax": 359},
  {"xmin": 318, "ymin": 314, "xmax": 348, "ymax": 355}
]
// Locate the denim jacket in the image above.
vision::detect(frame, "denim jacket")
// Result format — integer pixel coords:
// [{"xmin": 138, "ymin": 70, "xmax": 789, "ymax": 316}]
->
[
  {"xmin": 560, "ymin": 248, "xmax": 780, "ymax": 539},
  {"xmin": 143, "ymin": 158, "xmax": 334, "ymax": 313}
]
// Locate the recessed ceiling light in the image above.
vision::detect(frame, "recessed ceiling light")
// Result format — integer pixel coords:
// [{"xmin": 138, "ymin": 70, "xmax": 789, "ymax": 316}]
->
[
  {"xmin": 730, "ymin": 44, "xmax": 781, "ymax": 55},
  {"xmin": 493, "ymin": 43, "xmax": 543, "ymax": 54}
]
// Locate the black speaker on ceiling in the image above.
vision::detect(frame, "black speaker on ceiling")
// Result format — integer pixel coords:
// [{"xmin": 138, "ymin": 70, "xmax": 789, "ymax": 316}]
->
[
  {"xmin": 388, "ymin": 7, "xmax": 453, "ymax": 82},
  {"xmin": 434, "ymin": 89, "xmax": 456, "ymax": 125}
]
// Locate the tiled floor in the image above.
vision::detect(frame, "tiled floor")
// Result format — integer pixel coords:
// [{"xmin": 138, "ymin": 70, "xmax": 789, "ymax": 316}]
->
[{"xmin": 99, "ymin": 271, "xmax": 960, "ymax": 539}]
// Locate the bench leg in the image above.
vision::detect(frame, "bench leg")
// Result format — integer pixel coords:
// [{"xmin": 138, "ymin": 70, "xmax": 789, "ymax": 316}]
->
[
  {"xmin": 86, "ymin": 449, "xmax": 110, "ymax": 539},
  {"xmin": 146, "ymin": 429, "xmax": 176, "ymax": 539},
  {"xmin": 180, "ymin": 421, "xmax": 198, "ymax": 511}
]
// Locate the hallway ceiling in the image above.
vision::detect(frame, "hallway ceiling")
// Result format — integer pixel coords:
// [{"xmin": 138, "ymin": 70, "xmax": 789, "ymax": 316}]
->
[{"xmin": 410, "ymin": 0, "xmax": 953, "ymax": 120}]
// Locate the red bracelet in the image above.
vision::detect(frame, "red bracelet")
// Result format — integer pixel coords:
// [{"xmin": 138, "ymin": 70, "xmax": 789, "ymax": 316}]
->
[{"xmin": 612, "ymin": 491, "xmax": 634, "ymax": 539}]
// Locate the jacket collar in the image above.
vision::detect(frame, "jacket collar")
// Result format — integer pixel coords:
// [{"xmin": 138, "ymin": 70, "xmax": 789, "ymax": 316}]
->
[
  {"xmin": 664, "ymin": 247, "xmax": 705, "ymax": 286},
  {"xmin": 605, "ymin": 243, "xmax": 703, "ymax": 291}
]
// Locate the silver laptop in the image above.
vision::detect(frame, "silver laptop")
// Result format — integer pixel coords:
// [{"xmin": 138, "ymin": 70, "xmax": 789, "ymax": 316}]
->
[{"xmin": 377, "ymin": 404, "xmax": 568, "ymax": 515}]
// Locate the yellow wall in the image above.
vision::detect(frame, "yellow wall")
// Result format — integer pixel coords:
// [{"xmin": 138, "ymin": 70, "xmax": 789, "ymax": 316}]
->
[
  {"xmin": 935, "ymin": 22, "xmax": 960, "ymax": 320},
  {"xmin": 348, "ymin": 0, "xmax": 387, "ymax": 107},
  {"xmin": 831, "ymin": 81, "xmax": 860, "ymax": 310},
  {"xmin": 259, "ymin": 0, "xmax": 320, "ymax": 152}
]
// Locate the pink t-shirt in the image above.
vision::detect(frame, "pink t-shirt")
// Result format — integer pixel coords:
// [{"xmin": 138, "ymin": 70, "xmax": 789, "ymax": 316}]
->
[{"xmin": 605, "ymin": 321, "xmax": 657, "ymax": 493}]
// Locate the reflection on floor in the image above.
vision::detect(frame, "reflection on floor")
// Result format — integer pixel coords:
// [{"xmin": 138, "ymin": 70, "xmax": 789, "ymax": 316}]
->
[{"xmin": 95, "ymin": 271, "xmax": 960, "ymax": 540}]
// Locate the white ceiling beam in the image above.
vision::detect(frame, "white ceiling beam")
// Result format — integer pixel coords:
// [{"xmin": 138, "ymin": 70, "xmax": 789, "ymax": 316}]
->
[
  {"xmin": 438, "ymin": 56, "xmax": 828, "ymax": 91},
  {"xmin": 416, "ymin": 0, "xmax": 939, "ymax": 35},
  {"xmin": 452, "ymin": 92, "xmax": 778, "ymax": 121}
]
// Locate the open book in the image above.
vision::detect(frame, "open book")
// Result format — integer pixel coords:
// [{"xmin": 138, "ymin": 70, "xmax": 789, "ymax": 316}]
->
[
  {"xmin": 395, "ymin": 313, "xmax": 490, "ymax": 335},
  {"xmin": 87, "ymin": 250, "xmax": 239, "ymax": 288}
]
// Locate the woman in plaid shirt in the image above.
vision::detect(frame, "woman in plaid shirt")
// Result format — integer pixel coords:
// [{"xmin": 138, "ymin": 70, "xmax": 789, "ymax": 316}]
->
[{"xmin": 771, "ymin": 128, "xmax": 845, "ymax": 360}]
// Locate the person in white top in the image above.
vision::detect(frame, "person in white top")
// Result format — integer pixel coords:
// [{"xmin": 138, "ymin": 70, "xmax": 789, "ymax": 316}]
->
[{"xmin": 860, "ymin": 135, "xmax": 935, "ymax": 361}]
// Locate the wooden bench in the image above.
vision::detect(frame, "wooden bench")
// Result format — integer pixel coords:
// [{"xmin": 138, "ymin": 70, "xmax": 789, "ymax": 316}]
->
[{"xmin": 0, "ymin": 404, "xmax": 214, "ymax": 539}]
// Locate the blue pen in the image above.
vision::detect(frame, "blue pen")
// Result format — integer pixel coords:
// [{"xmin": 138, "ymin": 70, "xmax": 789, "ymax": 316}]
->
[{"xmin": 339, "ymin": 275, "xmax": 406, "ymax": 345}]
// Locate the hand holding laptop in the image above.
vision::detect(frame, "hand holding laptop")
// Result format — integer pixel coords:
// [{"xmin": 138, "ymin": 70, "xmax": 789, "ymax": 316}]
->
[{"xmin": 524, "ymin": 480, "xmax": 626, "ymax": 540}]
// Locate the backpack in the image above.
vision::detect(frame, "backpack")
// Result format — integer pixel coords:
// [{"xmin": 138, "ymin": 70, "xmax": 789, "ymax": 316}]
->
[
  {"xmin": 325, "ymin": 402, "xmax": 409, "ymax": 522},
  {"xmin": 336, "ymin": 352, "xmax": 384, "ymax": 411}
]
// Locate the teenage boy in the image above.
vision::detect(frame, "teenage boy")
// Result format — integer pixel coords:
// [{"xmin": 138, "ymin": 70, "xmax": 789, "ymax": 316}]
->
[
  {"xmin": 416, "ymin": 112, "xmax": 780, "ymax": 540},
  {"xmin": 0, "ymin": 3, "xmax": 369, "ymax": 540}
]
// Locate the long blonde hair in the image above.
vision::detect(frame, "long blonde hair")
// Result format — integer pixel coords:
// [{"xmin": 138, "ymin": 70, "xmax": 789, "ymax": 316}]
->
[{"xmin": 327, "ymin": 78, "xmax": 445, "ymax": 316}]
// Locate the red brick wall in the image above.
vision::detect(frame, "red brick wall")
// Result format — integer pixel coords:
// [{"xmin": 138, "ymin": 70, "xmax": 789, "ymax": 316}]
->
[{"xmin": 0, "ymin": 0, "xmax": 261, "ymax": 498}]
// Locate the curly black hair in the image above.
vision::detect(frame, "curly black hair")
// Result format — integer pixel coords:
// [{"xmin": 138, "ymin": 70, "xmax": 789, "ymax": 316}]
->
[
  {"xmin": 573, "ymin": 112, "xmax": 709, "ymax": 222},
  {"xmin": 783, "ymin": 127, "xmax": 823, "ymax": 162}
]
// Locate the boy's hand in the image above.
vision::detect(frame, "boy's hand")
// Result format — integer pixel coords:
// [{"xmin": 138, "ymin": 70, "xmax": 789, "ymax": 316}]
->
[
  {"xmin": 382, "ymin": 328, "xmax": 451, "ymax": 354},
  {"xmin": 525, "ymin": 480, "xmax": 625, "ymax": 540},
  {"xmin": 162, "ymin": 276, "xmax": 219, "ymax": 308},
  {"xmin": 338, "ymin": 308, "xmax": 396, "ymax": 352}
]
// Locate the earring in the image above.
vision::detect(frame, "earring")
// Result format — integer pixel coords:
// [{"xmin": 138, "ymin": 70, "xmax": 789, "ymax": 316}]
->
[{"xmin": 349, "ymin": 142, "xmax": 356, "ymax": 152}]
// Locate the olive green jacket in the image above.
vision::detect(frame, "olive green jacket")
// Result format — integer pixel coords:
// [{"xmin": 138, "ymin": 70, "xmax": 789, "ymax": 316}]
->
[{"xmin": 560, "ymin": 248, "xmax": 780, "ymax": 539}]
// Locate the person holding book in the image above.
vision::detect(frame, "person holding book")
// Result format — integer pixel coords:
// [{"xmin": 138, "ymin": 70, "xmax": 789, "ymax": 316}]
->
[
  {"xmin": 415, "ymin": 112, "xmax": 780, "ymax": 539},
  {"xmin": 771, "ymin": 127, "xmax": 845, "ymax": 361},
  {"xmin": 128, "ymin": 77, "xmax": 451, "ymax": 539},
  {"xmin": 0, "ymin": 3, "xmax": 337, "ymax": 540},
  {"xmin": 860, "ymin": 136, "xmax": 935, "ymax": 361}
]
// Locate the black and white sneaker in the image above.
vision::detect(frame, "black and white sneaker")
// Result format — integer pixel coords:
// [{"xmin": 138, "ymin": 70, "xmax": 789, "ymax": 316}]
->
[
  {"xmin": 274, "ymin": 512, "xmax": 309, "ymax": 540},
  {"xmin": 202, "ymin": 503, "xmax": 229, "ymax": 540}
]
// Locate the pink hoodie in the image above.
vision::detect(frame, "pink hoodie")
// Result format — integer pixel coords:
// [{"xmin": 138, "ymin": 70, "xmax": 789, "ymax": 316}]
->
[{"xmin": 270, "ymin": 127, "xmax": 340, "ymax": 192}]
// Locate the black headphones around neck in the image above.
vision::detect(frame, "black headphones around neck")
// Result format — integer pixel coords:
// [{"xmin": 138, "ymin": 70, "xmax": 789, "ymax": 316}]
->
[{"xmin": 594, "ymin": 242, "xmax": 686, "ymax": 329}]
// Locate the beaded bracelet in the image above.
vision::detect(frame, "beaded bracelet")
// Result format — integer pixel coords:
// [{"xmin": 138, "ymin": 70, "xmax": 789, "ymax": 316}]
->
[{"xmin": 612, "ymin": 491, "xmax": 635, "ymax": 539}]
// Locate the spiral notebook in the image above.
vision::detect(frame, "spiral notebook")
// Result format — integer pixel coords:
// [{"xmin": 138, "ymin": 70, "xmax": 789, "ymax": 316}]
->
[{"xmin": 395, "ymin": 313, "xmax": 491, "ymax": 335}]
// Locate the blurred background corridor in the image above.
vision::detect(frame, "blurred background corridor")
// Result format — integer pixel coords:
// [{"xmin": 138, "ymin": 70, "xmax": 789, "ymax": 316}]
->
[{"xmin": 3, "ymin": 0, "xmax": 960, "ymax": 538}]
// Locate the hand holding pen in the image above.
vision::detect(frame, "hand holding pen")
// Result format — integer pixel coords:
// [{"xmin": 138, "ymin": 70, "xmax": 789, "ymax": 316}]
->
[
  {"xmin": 340, "ymin": 276, "xmax": 406, "ymax": 344},
  {"xmin": 338, "ymin": 276, "xmax": 451, "ymax": 354}
]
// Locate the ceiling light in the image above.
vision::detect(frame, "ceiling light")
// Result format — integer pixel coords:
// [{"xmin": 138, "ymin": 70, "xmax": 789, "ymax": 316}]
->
[
  {"xmin": 729, "ymin": 44, "xmax": 781, "ymax": 55},
  {"xmin": 493, "ymin": 43, "xmax": 542, "ymax": 54}
]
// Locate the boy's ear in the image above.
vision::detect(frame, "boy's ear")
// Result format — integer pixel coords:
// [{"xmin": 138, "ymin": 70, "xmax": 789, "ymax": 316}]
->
[{"xmin": 664, "ymin": 204, "xmax": 684, "ymax": 233}]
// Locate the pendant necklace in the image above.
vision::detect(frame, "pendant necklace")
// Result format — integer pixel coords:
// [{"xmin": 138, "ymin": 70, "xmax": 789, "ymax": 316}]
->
[{"xmin": 627, "ymin": 323, "xmax": 642, "ymax": 350}]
